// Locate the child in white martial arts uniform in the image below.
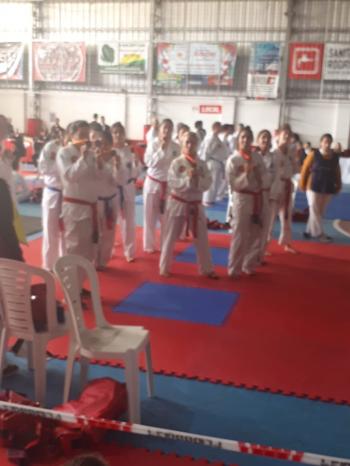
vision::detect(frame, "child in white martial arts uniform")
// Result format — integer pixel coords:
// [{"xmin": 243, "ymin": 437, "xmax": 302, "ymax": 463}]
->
[
  {"xmin": 146, "ymin": 117, "xmax": 159, "ymax": 146},
  {"xmin": 143, "ymin": 119, "xmax": 180, "ymax": 253},
  {"xmin": 201, "ymin": 122, "xmax": 229, "ymax": 206},
  {"xmin": 226, "ymin": 128, "xmax": 264, "ymax": 278},
  {"xmin": 159, "ymin": 132, "xmax": 217, "ymax": 278},
  {"xmin": 269, "ymin": 126, "xmax": 299, "ymax": 254},
  {"xmin": 57, "ymin": 121, "xmax": 103, "ymax": 269},
  {"xmin": 300, "ymin": 133, "xmax": 341, "ymax": 242},
  {"xmin": 255, "ymin": 130, "xmax": 282, "ymax": 261},
  {"xmin": 95, "ymin": 131, "xmax": 123, "ymax": 268},
  {"xmin": 111, "ymin": 123, "xmax": 140, "ymax": 262},
  {"xmin": 38, "ymin": 128, "xmax": 65, "ymax": 270}
]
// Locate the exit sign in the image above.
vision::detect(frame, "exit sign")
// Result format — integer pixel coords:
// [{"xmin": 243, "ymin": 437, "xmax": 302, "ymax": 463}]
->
[{"xmin": 199, "ymin": 105, "xmax": 222, "ymax": 114}]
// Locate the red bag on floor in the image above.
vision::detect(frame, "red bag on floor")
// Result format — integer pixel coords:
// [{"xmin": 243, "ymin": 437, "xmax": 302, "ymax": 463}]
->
[
  {"xmin": 54, "ymin": 378, "xmax": 128, "ymax": 451},
  {"xmin": 0, "ymin": 390, "xmax": 58, "ymax": 463}
]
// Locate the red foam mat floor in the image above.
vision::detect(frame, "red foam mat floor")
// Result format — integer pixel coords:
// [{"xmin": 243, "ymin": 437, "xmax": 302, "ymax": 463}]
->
[
  {"xmin": 1, "ymin": 443, "xmax": 231, "ymax": 466},
  {"xmin": 23, "ymin": 228, "xmax": 350, "ymax": 404}
]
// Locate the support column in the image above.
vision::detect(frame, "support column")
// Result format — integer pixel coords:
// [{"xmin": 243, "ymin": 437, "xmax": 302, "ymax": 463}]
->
[
  {"xmin": 27, "ymin": 0, "xmax": 43, "ymax": 120},
  {"xmin": 146, "ymin": 0, "xmax": 162, "ymax": 122},
  {"xmin": 278, "ymin": 0, "xmax": 294, "ymax": 127}
]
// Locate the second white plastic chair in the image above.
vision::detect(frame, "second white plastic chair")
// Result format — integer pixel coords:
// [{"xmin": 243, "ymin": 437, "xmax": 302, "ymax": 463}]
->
[{"xmin": 54, "ymin": 254, "xmax": 154, "ymax": 423}]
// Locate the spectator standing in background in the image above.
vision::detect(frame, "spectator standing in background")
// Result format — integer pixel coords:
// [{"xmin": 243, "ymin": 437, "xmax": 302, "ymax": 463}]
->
[
  {"xmin": 51, "ymin": 117, "xmax": 64, "ymax": 134},
  {"xmin": 194, "ymin": 120, "xmax": 206, "ymax": 144},
  {"xmin": 100, "ymin": 116, "xmax": 110, "ymax": 133},
  {"xmin": 300, "ymin": 133, "xmax": 342, "ymax": 243}
]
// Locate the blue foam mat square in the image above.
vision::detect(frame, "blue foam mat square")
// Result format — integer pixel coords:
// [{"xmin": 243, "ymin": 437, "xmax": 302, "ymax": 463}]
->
[
  {"xmin": 176, "ymin": 246, "xmax": 229, "ymax": 267},
  {"xmin": 113, "ymin": 282, "xmax": 239, "ymax": 325}
]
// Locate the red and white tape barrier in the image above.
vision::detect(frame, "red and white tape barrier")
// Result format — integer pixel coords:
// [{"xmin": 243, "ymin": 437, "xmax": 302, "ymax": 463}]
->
[{"xmin": 0, "ymin": 400, "xmax": 348, "ymax": 466}]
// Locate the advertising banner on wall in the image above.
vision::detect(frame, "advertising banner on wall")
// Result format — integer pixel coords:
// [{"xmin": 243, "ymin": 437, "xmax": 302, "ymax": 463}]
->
[
  {"xmin": 324, "ymin": 43, "xmax": 350, "ymax": 80},
  {"xmin": 98, "ymin": 43, "xmax": 146, "ymax": 74},
  {"xmin": 33, "ymin": 42, "xmax": 86, "ymax": 82},
  {"xmin": 288, "ymin": 43, "xmax": 324, "ymax": 80},
  {"xmin": 0, "ymin": 43, "xmax": 24, "ymax": 80},
  {"xmin": 247, "ymin": 42, "xmax": 281, "ymax": 99},
  {"xmin": 156, "ymin": 43, "xmax": 237, "ymax": 87}
]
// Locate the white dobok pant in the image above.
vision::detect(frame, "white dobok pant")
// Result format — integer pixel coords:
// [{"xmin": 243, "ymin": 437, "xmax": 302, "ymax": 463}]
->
[
  {"xmin": 160, "ymin": 208, "xmax": 213, "ymax": 275},
  {"xmin": 96, "ymin": 195, "xmax": 118, "ymax": 268},
  {"xmin": 118, "ymin": 194, "xmax": 136, "ymax": 261},
  {"xmin": 228, "ymin": 192, "xmax": 262, "ymax": 275},
  {"xmin": 143, "ymin": 176, "xmax": 166, "ymax": 252},
  {"xmin": 41, "ymin": 187, "xmax": 65, "ymax": 270},
  {"xmin": 305, "ymin": 190, "xmax": 332, "ymax": 237},
  {"xmin": 268, "ymin": 180, "xmax": 294, "ymax": 246},
  {"xmin": 203, "ymin": 159, "xmax": 225, "ymax": 205}
]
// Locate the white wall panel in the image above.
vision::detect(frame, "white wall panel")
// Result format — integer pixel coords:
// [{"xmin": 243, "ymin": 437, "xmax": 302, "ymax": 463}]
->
[
  {"xmin": 0, "ymin": 90, "xmax": 26, "ymax": 132},
  {"xmin": 286, "ymin": 101, "xmax": 350, "ymax": 146},
  {"xmin": 235, "ymin": 99, "xmax": 280, "ymax": 137},
  {"xmin": 39, "ymin": 91, "xmax": 126, "ymax": 130},
  {"xmin": 38, "ymin": 91, "xmax": 146, "ymax": 139},
  {"xmin": 157, "ymin": 95, "xmax": 235, "ymax": 133}
]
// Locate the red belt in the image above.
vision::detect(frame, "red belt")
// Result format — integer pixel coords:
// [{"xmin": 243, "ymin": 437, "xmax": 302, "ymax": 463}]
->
[
  {"xmin": 171, "ymin": 194, "xmax": 201, "ymax": 238},
  {"xmin": 63, "ymin": 196, "xmax": 99, "ymax": 243},
  {"xmin": 281, "ymin": 178, "xmax": 292, "ymax": 220},
  {"xmin": 148, "ymin": 174, "xmax": 167, "ymax": 214},
  {"xmin": 237, "ymin": 190, "xmax": 263, "ymax": 219}
]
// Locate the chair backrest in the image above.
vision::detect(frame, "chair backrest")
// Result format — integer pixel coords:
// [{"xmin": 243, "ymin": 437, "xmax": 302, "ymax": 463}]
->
[
  {"xmin": 0, "ymin": 258, "xmax": 58, "ymax": 338},
  {"xmin": 54, "ymin": 255, "xmax": 107, "ymax": 347}
]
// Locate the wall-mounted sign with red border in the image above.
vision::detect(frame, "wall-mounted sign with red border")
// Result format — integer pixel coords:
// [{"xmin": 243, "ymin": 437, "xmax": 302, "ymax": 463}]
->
[
  {"xmin": 199, "ymin": 105, "xmax": 222, "ymax": 114},
  {"xmin": 288, "ymin": 43, "xmax": 324, "ymax": 80}
]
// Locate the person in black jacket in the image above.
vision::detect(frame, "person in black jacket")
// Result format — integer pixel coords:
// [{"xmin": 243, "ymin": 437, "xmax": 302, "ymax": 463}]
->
[{"xmin": 0, "ymin": 115, "xmax": 23, "ymax": 374}]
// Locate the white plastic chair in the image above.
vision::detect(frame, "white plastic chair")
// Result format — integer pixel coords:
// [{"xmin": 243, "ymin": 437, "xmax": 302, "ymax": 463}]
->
[
  {"xmin": 0, "ymin": 259, "xmax": 67, "ymax": 406},
  {"xmin": 54, "ymin": 254, "xmax": 154, "ymax": 423}
]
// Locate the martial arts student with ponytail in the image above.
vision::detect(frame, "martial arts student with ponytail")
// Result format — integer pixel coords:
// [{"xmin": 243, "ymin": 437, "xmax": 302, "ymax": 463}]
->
[
  {"xmin": 201, "ymin": 122, "xmax": 230, "ymax": 206},
  {"xmin": 226, "ymin": 127, "xmax": 264, "ymax": 278},
  {"xmin": 300, "ymin": 133, "xmax": 341, "ymax": 242},
  {"xmin": 255, "ymin": 129, "xmax": 282, "ymax": 261},
  {"xmin": 38, "ymin": 127, "xmax": 65, "ymax": 270},
  {"xmin": 143, "ymin": 119, "xmax": 180, "ymax": 253},
  {"xmin": 269, "ymin": 125, "xmax": 299, "ymax": 254},
  {"xmin": 0, "ymin": 114, "xmax": 23, "ymax": 375},
  {"xmin": 112, "ymin": 123, "xmax": 140, "ymax": 262},
  {"xmin": 95, "ymin": 130, "xmax": 123, "ymax": 268},
  {"xmin": 159, "ymin": 132, "xmax": 217, "ymax": 278},
  {"xmin": 57, "ymin": 120, "xmax": 104, "ymax": 275}
]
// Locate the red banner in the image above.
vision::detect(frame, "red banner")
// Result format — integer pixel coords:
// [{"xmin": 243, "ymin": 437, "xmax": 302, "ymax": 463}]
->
[
  {"xmin": 0, "ymin": 43, "xmax": 24, "ymax": 81},
  {"xmin": 33, "ymin": 42, "xmax": 86, "ymax": 82},
  {"xmin": 288, "ymin": 43, "xmax": 324, "ymax": 80},
  {"xmin": 199, "ymin": 105, "xmax": 222, "ymax": 114}
]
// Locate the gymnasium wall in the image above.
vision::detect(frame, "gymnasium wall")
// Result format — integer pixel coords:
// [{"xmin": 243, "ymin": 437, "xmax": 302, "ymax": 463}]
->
[{"xmin": 0, "ymin": 0, "xmax": 349, "ymax": 145}]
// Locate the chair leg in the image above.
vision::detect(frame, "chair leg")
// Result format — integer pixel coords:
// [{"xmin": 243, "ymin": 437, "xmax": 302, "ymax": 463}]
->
[
  {"xmin": 79, "ymin": 356, "xmax": 89, "ymax": 392},
  {"xmin": 63, "ymin": 342, "xmax": 77, "ymax": 403},
  {"xmin": 27, "ymin": 341, "xmax": 33, "ymax": 370},
  {"xmin": 0, "ymin": 328, "xmax": 8, "ymax": 390},
  {"xmin": 124, "ymin": 351, "xmax": 141, "ymax": 424},
  {"xmin": 145, "ymin": 341, "xmax": 154, "ymax": 397},
  {"xmin": 33, "ymin": 338, "xmax": 46, "ymax": 406}
]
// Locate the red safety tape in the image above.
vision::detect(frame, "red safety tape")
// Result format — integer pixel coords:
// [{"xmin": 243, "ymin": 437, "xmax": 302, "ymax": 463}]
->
[{"xmin": 0, "ymin": 401, "xmax": 349, "ymax": 466}]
